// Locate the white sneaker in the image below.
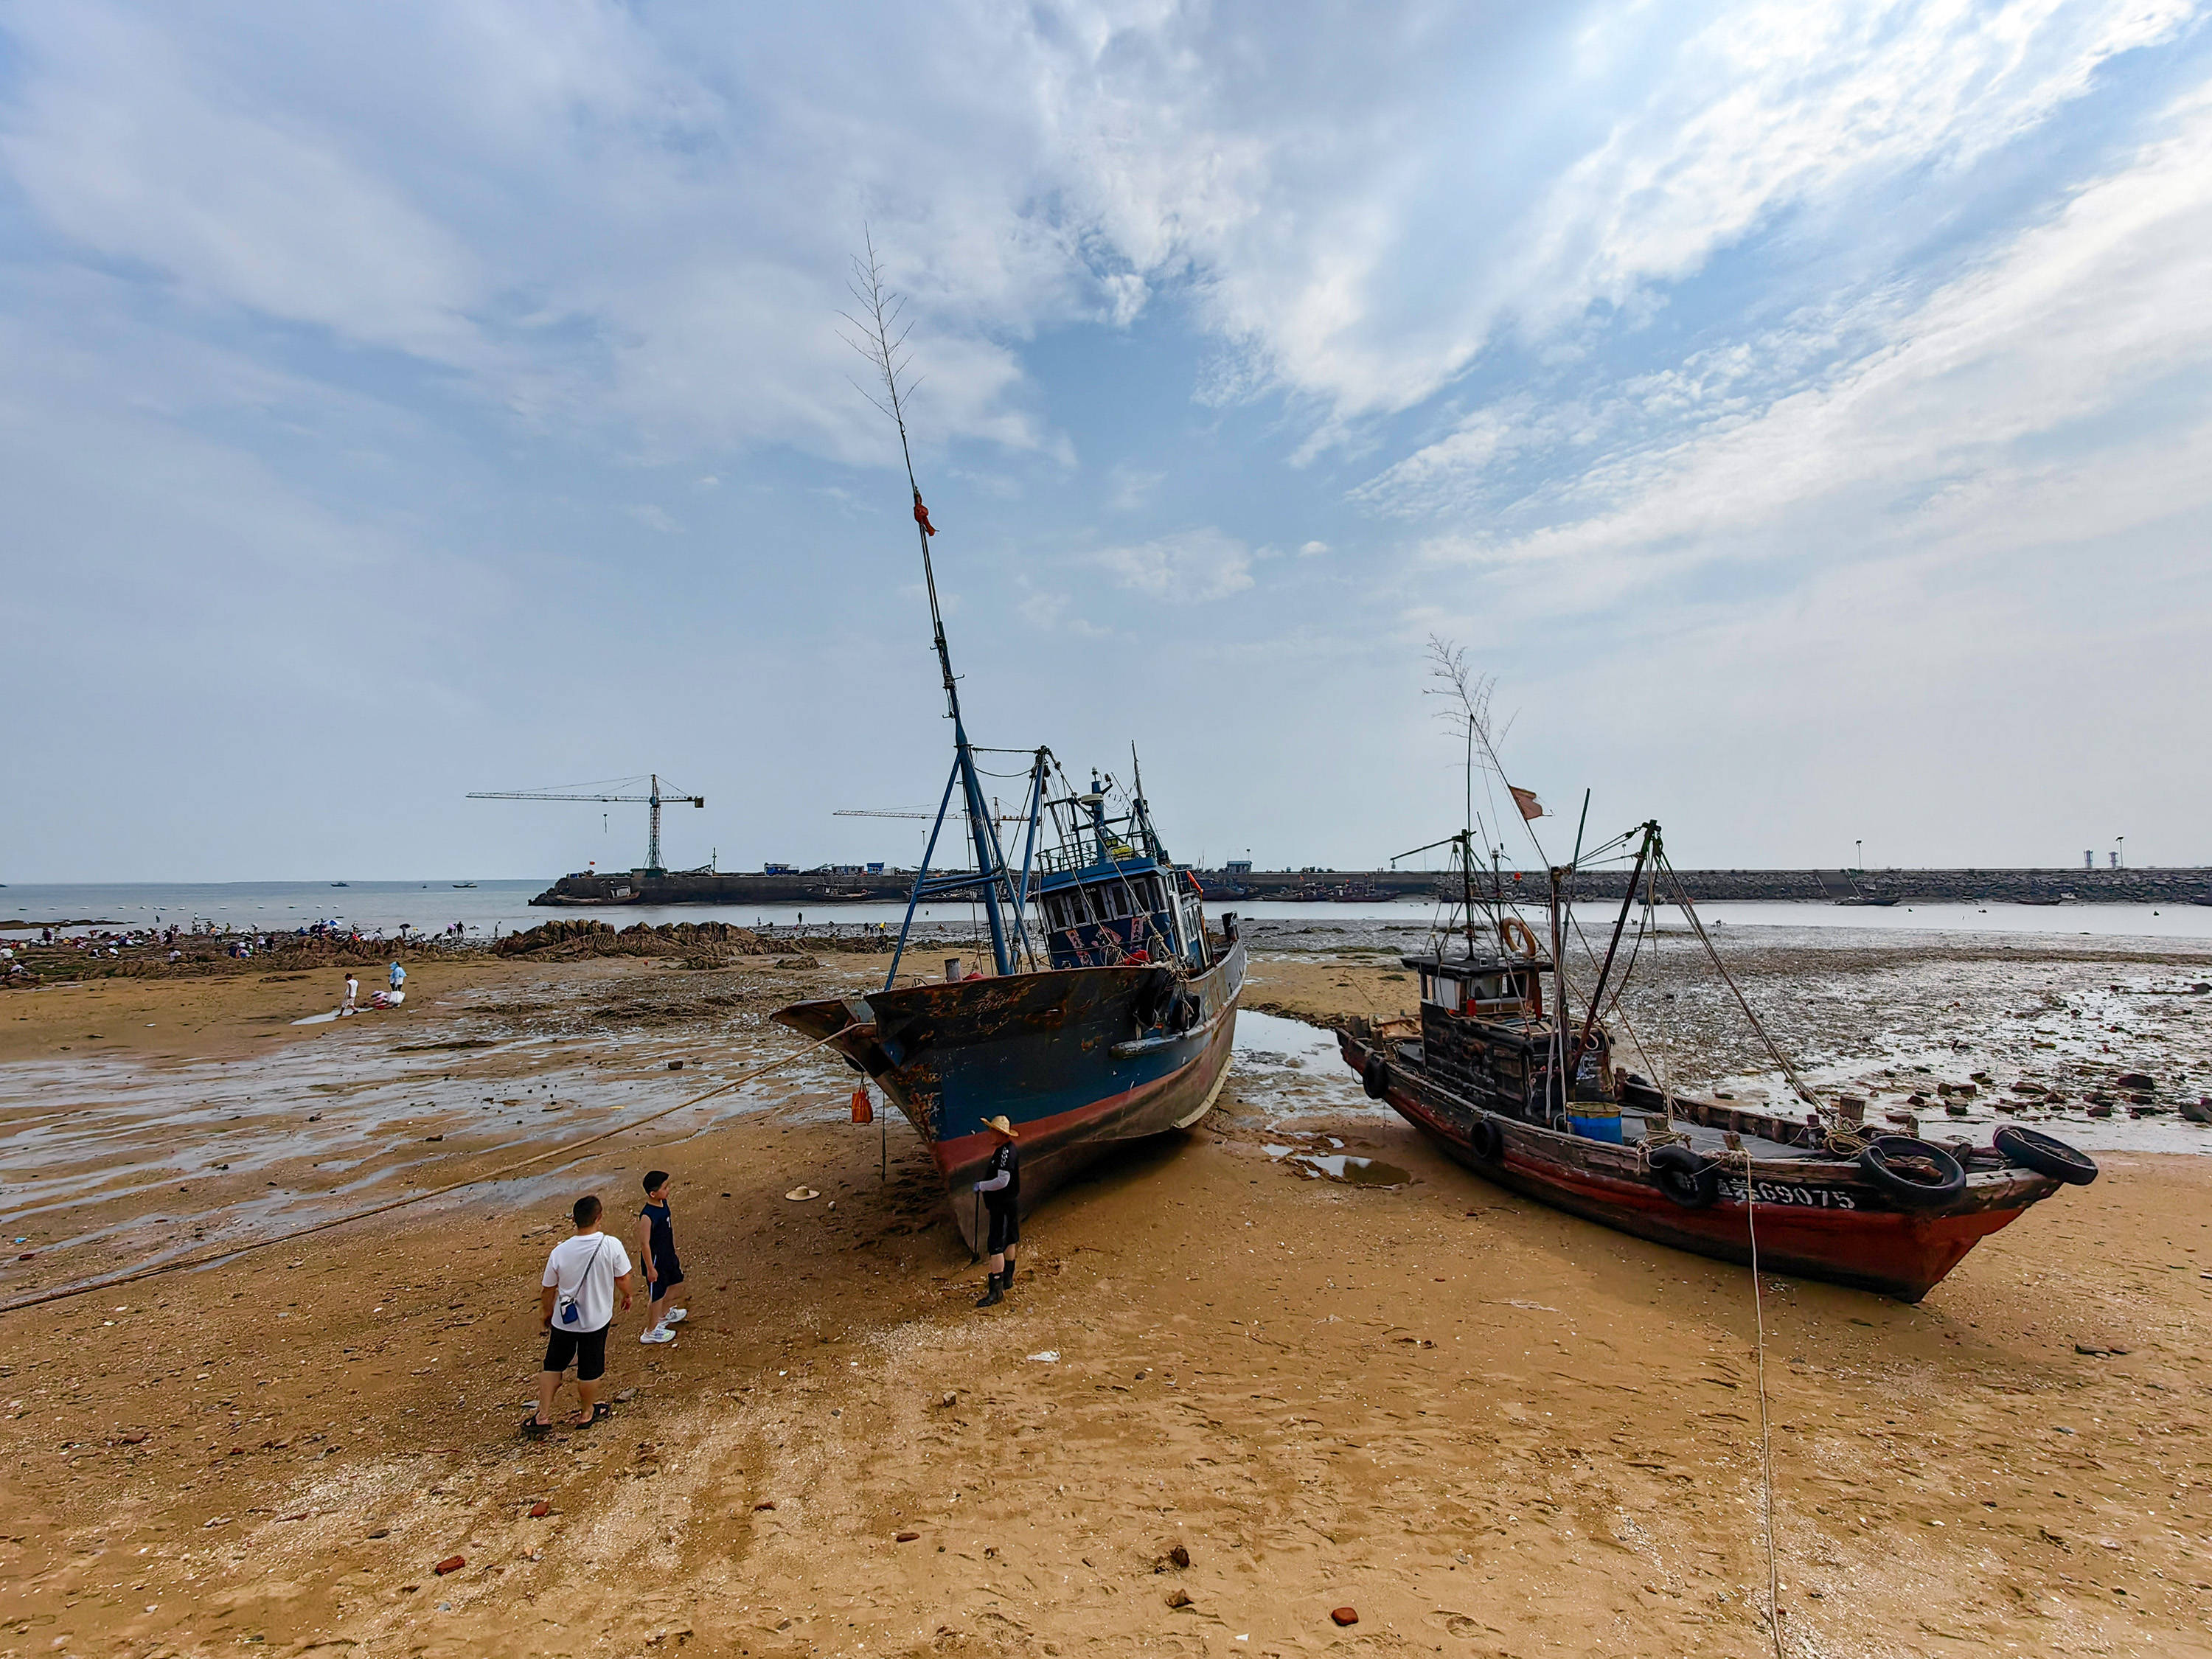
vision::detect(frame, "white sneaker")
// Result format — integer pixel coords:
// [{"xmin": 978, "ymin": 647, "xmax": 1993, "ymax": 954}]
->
[
  {"xmin": 641, "ymin": 1325, "xmax": 674, "ymax": 1344},
  {"xmin": 663, "ymin": 1308, "xmax": 687, "ymax": 1325}
]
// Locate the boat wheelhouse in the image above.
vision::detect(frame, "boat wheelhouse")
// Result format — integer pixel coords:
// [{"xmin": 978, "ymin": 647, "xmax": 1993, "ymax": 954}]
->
[{"xmin": 1034, "ymin": 778, "xmax": 1211, "ymax": 973}]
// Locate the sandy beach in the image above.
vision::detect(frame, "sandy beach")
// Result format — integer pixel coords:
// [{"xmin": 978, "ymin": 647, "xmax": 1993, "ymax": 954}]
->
[{"xmin": 4, "ymin": 932, "xmax": 2211, "ymax": 1658}]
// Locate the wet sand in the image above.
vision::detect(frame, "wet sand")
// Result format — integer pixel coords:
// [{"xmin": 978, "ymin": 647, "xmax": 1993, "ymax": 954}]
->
[{"xmin": 4, "ymin": 942, "xmax": 2211, "ymax": 1657}]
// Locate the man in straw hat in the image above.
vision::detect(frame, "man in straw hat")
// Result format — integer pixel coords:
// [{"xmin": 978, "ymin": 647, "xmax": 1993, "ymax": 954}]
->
[{"xmin": 971, "ymin": 1115, "xmax": 1022, "ymax": 1307}]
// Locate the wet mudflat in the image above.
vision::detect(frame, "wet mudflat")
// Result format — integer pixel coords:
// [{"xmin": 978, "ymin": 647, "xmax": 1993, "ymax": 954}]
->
[{"xmin": 1, "ymin": 933, "xmax": 2209, "ymax": 1658}]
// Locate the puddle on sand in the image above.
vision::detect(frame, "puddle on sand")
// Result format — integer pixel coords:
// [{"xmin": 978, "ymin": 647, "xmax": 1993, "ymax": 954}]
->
[
  {"xmin": 1291, "ymin": 1152, "xmax": 1413, "ymax": 1186},
  {"xmin": 1232, "ymin": 1008, "xmax": 1375, "ymax": 1118}
]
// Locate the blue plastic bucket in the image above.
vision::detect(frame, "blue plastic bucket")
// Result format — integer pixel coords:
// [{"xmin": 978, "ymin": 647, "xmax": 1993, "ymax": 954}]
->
[{"xmin": 1568, "ymin": 1110, "xmax": 1624, "ymax": 1144}]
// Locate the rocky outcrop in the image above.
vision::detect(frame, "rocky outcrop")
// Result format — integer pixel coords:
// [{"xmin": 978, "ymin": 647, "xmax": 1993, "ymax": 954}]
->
[{"xmin": 493, "ymin": 919, "xmax": 768, "ymax": 960}]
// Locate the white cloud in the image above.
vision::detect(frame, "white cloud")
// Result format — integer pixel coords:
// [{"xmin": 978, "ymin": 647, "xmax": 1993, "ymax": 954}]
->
[
  {"xmin": 4, "ymin": 0, "xmax": 2186, "ymax": 465},
  {"xmin": 1128, "ymin": 0, "xmax": 2197, "ymax": 431},
  {"xmin": 1096, "ymin": 528, "xmax": 1254, "ymax": 600},
  {"xmin": 1018, "ymin": 591, "xmax": 1069, "ymax": 630},
  {"xmin": 1403, "ymin": 80, "xmax": 2212, "ymax": 615},
  {"xmin": 3, "ymin": 1, "xmax": 2208, "ymax": 875}
]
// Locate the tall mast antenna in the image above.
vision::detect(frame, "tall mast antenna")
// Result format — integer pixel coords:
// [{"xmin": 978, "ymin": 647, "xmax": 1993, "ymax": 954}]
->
[
  {"xmin": 841, "ymin": 228, "xmax": 960, "ymax": 722},
  {"xmin": 840, "ymin": 229, "xmax": 1018, "ymax": 978}
]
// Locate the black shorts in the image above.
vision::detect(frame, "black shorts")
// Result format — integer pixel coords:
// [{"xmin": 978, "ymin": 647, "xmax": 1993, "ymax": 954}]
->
[
  {"xmin": 986, "ymin": 1206, "xmax": 1019, "ymax": 1253},
  {"xmin": 542, "ymin": 1322, "xmax": 611, "ymax": 1382},
  {"xmin": 650, "ymin": 1263, "xmax": 685, "ymax": 1297}
]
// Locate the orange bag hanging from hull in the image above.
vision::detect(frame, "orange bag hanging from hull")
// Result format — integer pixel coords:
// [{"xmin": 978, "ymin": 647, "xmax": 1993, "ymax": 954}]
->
[{"xmin": 850, "ymin": 1083, "xmax": 874, "ymax": 1124}]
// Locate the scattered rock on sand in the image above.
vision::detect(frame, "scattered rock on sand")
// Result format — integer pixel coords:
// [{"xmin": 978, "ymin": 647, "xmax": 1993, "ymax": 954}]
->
[{"xmin": 1332, "ymin": 1606, "xmax": 1360, "ymax": 1626}]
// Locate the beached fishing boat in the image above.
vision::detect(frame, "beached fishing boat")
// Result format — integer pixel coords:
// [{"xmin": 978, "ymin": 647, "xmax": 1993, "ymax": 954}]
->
[
  {"xmin": 772, "ymin": 246, "xmax": 1242, "ymax": 1248},
  {"xmin": 1336, "ymin": 821, "xmax": 2096, "ymax": 1301}
]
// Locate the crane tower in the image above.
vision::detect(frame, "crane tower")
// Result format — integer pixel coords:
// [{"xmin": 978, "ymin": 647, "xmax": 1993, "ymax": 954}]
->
[{"xmin": 468, "ymin": 773, "xmax": 704, "ymax": 874}]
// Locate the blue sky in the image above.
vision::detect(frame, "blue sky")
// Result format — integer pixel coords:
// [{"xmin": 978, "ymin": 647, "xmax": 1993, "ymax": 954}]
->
[{"xmin": 4, "ymin": 0, "xmax": 2209, "ymax": 880}]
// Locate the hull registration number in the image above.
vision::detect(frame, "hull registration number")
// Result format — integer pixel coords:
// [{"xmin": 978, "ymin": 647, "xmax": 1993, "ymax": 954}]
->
[{"xmin": 1719, "ymin": 1180, "xmax": 1856, "ymax": 1210}]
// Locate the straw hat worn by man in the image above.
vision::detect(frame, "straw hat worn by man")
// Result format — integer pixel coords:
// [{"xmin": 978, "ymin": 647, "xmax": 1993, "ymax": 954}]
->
[{"xmin": 973, "ymin": 1115, "xmax": 1021, "ymax": 1307}]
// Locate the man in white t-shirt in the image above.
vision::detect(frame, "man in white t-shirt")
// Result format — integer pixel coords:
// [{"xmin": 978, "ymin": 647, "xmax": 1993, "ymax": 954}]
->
[{"xmin": 527, "ymin": 1194, "xmax": 634, "ymax": 1435}]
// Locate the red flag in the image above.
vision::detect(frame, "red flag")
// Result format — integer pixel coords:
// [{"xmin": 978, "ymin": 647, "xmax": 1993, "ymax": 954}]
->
[
  {"xmin": 1510, "ymin": 785, "xmax": 1545, "ymax": 821},
  {"xmin": 913, "ymin": 490, "xmax": 936, "ymax": 536}
]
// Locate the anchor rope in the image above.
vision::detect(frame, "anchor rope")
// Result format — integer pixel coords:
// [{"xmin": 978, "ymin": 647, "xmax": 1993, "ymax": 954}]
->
[{"xmin": 1728, "ymin": 1146, "xmax": 1787, "ymax": 1658}]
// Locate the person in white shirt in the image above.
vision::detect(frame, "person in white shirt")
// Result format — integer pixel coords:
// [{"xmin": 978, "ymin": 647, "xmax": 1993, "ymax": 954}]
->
[
  {"xmin": 341, "ymin": 973, "xmax": 358, "ymax": 1016},
  {"xmin": 527, "ymin": 1194, "xmax": 634, "ymax": 1435}
]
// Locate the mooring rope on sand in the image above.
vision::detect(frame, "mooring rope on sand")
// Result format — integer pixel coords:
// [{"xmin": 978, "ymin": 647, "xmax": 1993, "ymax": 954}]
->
[
  {"xmin": 0, "ymin": 1028, "xmax": 852, "ymax": 1316},
  {"xmin": 1732, "ymin": 1150, "xmax": 1787, "ymax": 1658}
]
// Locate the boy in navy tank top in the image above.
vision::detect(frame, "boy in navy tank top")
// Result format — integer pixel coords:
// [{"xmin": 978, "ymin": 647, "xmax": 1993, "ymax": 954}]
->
[{"xmin": 636, "ymin": 1170, "xmax": 686, "ymax": 1343}]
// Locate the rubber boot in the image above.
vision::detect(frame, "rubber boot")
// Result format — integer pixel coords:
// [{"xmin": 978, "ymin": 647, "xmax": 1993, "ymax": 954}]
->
[
  {"xmin": 1001, "ymin": 1258, "xmax": 1015, "ymax": 1289},
  {"xmin": 974, "ymin": 1272, "xmax": 1003, "ymax": 1308}
]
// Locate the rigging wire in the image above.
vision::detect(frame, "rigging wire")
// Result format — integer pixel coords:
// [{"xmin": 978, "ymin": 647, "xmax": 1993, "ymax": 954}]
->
[{"xmin": 1659, "ymin": 854, "xmax": 1826, "ymax": 1111}]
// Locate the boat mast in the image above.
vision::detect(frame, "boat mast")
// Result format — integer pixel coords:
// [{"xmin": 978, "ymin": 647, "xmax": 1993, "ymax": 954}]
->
[
  {"xmin": 845, "ymin": 232, "xmax": 1016, "ymax": 977},
  {"xmin": 1568, "ymin": 821, "xmax": 1658, "ymax": 1082}
]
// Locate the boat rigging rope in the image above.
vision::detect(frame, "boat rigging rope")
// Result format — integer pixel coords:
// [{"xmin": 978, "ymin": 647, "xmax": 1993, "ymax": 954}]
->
[
  {"xmin": 0, "ymin": 1028, "xmax": 855, "ymax": 1315},
  {"xmin": 1660, "ymin": 855, "xmax": 1828, "ymax": 1115},
  {"xmin": 1728, "ymin": 1147, "xmax": 1788, "ymax": 1658}
]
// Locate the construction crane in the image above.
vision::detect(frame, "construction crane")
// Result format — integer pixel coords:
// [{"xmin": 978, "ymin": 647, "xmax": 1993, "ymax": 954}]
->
[{"xmin": 470, "ymin": 773, "xmax": 704, "ymax": 874}]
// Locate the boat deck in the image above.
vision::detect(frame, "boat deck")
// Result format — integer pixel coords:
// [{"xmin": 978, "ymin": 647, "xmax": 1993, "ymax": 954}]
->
[{"xmin": 1620, "ymin": 1114, "xmax": 1821, "ymax": 1161}]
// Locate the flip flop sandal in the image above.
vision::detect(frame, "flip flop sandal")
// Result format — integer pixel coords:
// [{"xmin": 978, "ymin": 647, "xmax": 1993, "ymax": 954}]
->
[
  {"xmin": 521, "ymin": 1417, "xmax": 553, "ymax": 1439},
  {"xmin": 575, "ymin": 1402, "xmax": 613, "ymax": 1427}
]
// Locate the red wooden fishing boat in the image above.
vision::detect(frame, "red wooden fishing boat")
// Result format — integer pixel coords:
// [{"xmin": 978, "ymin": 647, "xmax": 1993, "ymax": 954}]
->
[{"xmin": 1337, "ymin": 821, "xmax": 2096, "ymax": 1301}]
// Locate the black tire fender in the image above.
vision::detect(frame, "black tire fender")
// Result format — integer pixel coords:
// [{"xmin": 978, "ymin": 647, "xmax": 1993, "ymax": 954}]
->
[
  {"xmin": 1361, "ymin": 1055, "xmax": 1390, "ymax": 1101},
  {"xmin": 1133, "ymin": 967, "xmax": 1177, "ymax": 1029},
  {"xmin": 1993, "ymin": 1124, "xmax": 2098, "ymax": 1186},
  {"xmin": 1858, "ymin": 1135, "xmax": 1968, "ymax": 1208},
  {"xmin": 1467, "ymin": 1117, "xmax": 1504, "ymax": 1162},
  {"xmin": 1649, "ymin": 1142, "xmax": 1719, "ymax": 1209}
]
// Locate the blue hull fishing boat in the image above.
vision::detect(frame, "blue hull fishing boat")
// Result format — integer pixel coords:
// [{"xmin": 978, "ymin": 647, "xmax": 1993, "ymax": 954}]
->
[
  {"xmin": 773, "ymin": 245, "xmax": 1243, "ymax": 1248},
  {"xmin": 775, "ymin": 768, "xmax": 1245, "ymax": 1248}
]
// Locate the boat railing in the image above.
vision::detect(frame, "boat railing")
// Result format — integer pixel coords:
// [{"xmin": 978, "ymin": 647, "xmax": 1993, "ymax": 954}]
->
[{"xmin": 1032, "ymin": 844, "xmax": 1161, "ymax": 880}]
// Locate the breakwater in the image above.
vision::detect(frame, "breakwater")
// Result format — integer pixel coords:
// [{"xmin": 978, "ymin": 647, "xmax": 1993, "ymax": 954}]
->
[{"xmin": 530, "ymin": 865, "xmax": 2212, "ymax": 908}]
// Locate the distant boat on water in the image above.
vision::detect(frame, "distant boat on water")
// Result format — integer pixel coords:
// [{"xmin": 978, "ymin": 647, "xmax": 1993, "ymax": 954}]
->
[
  {"xmin": 330, "ymin": 882, "xmax": 349, "ymax": 888},
  {"xmin": 452, "ymin": 882, "xmax": 477, "ymax": 888}
]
